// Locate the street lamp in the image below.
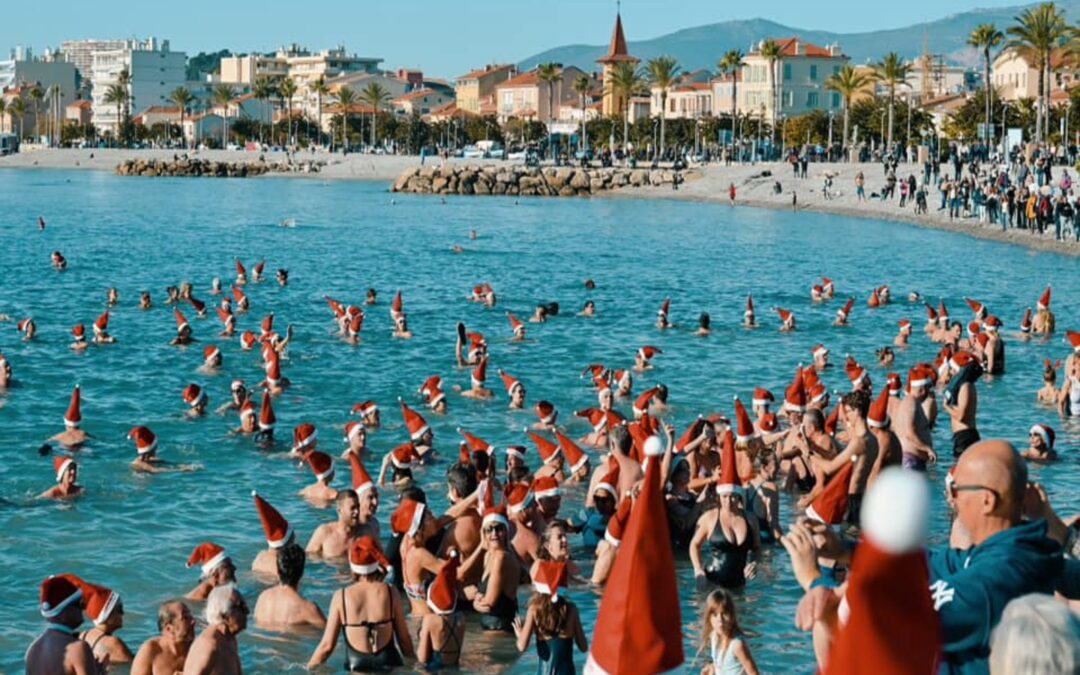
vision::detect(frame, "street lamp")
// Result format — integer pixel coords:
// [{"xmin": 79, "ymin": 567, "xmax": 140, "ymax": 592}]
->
[{"xmin": 827, "ymin": 110, "xmax": 834, "ymax": 160}]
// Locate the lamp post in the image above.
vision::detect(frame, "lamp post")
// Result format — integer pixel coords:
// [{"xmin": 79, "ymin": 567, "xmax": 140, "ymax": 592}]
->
[
  {"xmin": 827, "ymin": 110, "xmax": 834, "ymax": 161},
  {"xmin": 1000, "ymin": 100, "xmax": 1008, "ymax": 155}
]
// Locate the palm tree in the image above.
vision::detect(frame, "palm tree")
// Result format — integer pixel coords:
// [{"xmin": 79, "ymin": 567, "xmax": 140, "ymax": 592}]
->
[
  {"xmin": 1007, "ymin": 3, "xmax": 1069, "ymax": 143},
  {"xmin": 0, "ymin": 98, "xmax": 6, "ymax": 134},
  {"xmin": 252, "ymin": 76, "xmax": 278, "ymax": 144},
  {"xmin": 212, "ymin": 84, "xmax": 236, "ymax": 148},
  {"xmin": 116, "ymin": 68, "xmax": 132, "ymax": 144},
  {"xmin": 572, "ymin": 74, "xmax": 592, "ymax": 155},
  {"xmin": 279, "ymin": 78, "xmax": 298, "ymax": 146},
  {"xmin": 826, "ymin": 64, "xmax": 870, "ymax": 160},
  {"xmin": 718, "ymin": 49, "xmax": 745, "ymax": 155},
  {"xmin": 9, "ymin": 96, "xmax": 27, "ymax": 139},
  {"xmin": 536, "ymin": 62, "xmax": 563, "ymax": 127},
  {"xmin": 334, "ymin": 86, "xmax": 357, "ymax": 151},
  {"xmin": 310, "ymin": 75, "xmax": 330, "ymax": 146},
  {"xmin": 607, "ymin": 62, "xmax": 647, "ymax": 160},
  {"xmin": 968, "ymin": 24, "xmax": 1005, "ymax": 148},
  {"xmin": 360, "ymin": 82, "xmax": 391, "ymax": 149},
  {"xmin": 759, "ymin": 39, "xmax": 783, "ymax": 143},
  {"xmin": 873, "ymin": 52, "xmax": 911, "ymax": 149},
  {"xmin": 45, "ymin": 85, "xmax": 63, "ymax": 146},
  {"xmin": 646, "ymin": 56, "xmax": 681, "ymax": 160},
  {"xmin": 28, "ymin": 84, "xmax": 44, "ymax": 141},
  {"xmin": 169, "ymin": 86, "xmax": 195, "ymax": 148},
  {"xmin": 103, "ymin": 83, "xmax": 128, "ymax": 146}
]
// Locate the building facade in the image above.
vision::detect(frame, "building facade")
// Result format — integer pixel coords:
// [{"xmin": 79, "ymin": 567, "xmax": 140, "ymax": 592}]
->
[
  {"xmin": 61, "ymin": 39, "xmax": 130, "ymax": 82},
  {"xmin": 494, "ymin": 66, "xmax": 592, "ymax": 124},
  {"xmin": 455, "ymin": 64, "xmax": 516, "ymax": 115},
  {"xmin": 740, "ymin": 38, "xmax": 847, "ymax": 120},
  {"xmin": 598, "ymin": 12, "xmax": 639, "ymax": 117},
  {"xmin": 992, "ymin": 48, "xmax": 1074, "ymax": 103},
  {"xmin": 393, "ymin": 88, "xmax": 454, "ymax": 117},
  {"xmin": 90, "ymin": 38, "xmax": 187, "ymax": 133}
]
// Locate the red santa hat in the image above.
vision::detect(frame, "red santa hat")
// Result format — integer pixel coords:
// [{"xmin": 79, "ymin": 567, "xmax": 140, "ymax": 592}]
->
[
  {"xmin": 253, "ymin": 260, "xmax": 265, "ymax": 276},
  {"xmin": 808, "ymin": 383, "xmax": 829, "ymax": 406},
  {"xmin": 938, "ymin": 299, "xmax": 949, "ymax": 322},
  {"xmin": 306, "ymin": 450, "xmax": 335, "ymax": 482},
  {"xmin": 868, "ymin": 288, "xmax": 881, "ymax": 308},
  {"xmin": 80, "ymin": 581, "xmax": 120, "ymax": 626},
  {"xmin": 259, "ymin": 391, "xmax": 276, "ymax": 430},
  {"xmin": 633, "ymin": 387, "xmax": 660, "ymax": 416},
  {"xmin": 533, "ymin": 560, "xmax": 569, "ymax": 602},
  {"xmin": 398, "ymin": 398, "xmax": 429, "ymax": 440},
  {"xmin": 751, "ymin": 387, "xmax": 774, "ymax": 407},
  {"xmin": 983, "ymin": 315, "xmax": 1001, "ymax": 333},
  {"xmin": 1030, "ymin": 423, "xmax": 1056, "ymax": 450},
  {"xmin": 471, "ymin": 356, "xmax": 488, "ymax": 388},
  {"xmin": 217, "ymin": 307, "xmax": 235, "ymax": 327},
  {"xmin": 292, "ymin": 423, "xmax": 317, "ymax": 453},
  {"xmin": 907, "ymin": 366, "xmax": 933, "ymax": 391},
  {"xmin": 657, "ymin": 297, "xmax": 670, "ymax": 318},
  {"xmin": 1037, "ymin": 286, "xmax": 1051, "ymax": 311},
  {"xmin": 845, "ymin": 356, "xmax": 868, "ymax": 389},
  {"xmin": 585, "ymin": 401, "xmax": 683, "ymax": 675},
  {"xmin": 351, "ymin": 400, "xmax": 378, "ymax": 417},
  {"xmin": 527, "ymin": 431, "xmax": 561, "ymax": 465},
  {"xmin": 759, "ymin": 412, "xmax": 778, "ymax": 433},
  {"xmin": 93, "ymin": 311, "xmax": 109, "ymax": 334},
  {"xmin": 534, "ymin": 400, "xmax": 557, "ymax": 425},
  {"xmin": 72, "ymin": 323, "xmax": 85, "ymax": 340},
  {"xmin": 458, "ymin": 428, "xmax": 492, "ymax": 455},
  {"xmin": 898, "ymin": 319, "xmax": 912, "ymax": 333},
  {"xmin": 174, "ymin": 308, "xmax": 189, "ymax": 332},
  {"xmin": 557, "ymin": 429, "xmax": 591, "ymax": 470},
  {"xmin": 64, "ymin": 385, "xmax": 82, "ymax": 428},
  {"xmin": 391, "ymin": 290, "xmax": 403, "ymax": 318},
  {"xmin": 426, "ymin": 551, "xmax": 461, "ymax": 614},
  {"xmin": 232, "ymin": 286, "xmax": 248, "ymax": 305},
  {"xmin": 240, "ymin": 331, "xmax": 256, "ymax": 350},
  {"xmin": 505, "ymin": 444, "xmax": 527, "ymax": 461},
  {"xmin": 426, "ymin": 388, "xmax": 446, "ymax": 412},
  {"xmin": 507, "ymin": 312, "xmax": 525, "ymax": 336},
  {"xmin": 824, "ymin": 404, "xmax": 840, "ymax": 436},
  {"xmin": 53, "ymin": 456, "xmax": 75, "ymax": 483},
  {"xmin": 775, "ymin": 307, "xmax": 794, "ymax": 326},
  {"xmin": 716, "ymin": 430, "xmax": 741, "ymax": 494},
  {"xmin": 801, "ymin": 367, "xmax": 822, "ymax": 392},
  {"xmin": 806, "ymin": 459, "xmax": 855, "ymax": 524},
  {"xmin": 593, "ymin": 465, "xmax": 620, "ymax": 498},
  {"xmin": 203, "ymin": 345, "xmax": 220, "ymax": 364},
  {"xmin": 532, "ymin": 474, "xmax": 561, "ymax": 500},
  {"xmin": 822, "ymin": 276, "xmax": 834, "ymax": 292},
  {"xmin": 252, "ymin": 490, "xmax": 293, "ymax": 548},
  {"xmin": 1067, "ymin": 330, "xmax": 1080, "ymax": 353},
  {"xmin": 948, "ymin": 350, "xmax": 978, "ymax": 372},
  {"xmin": 924, "ymin": 302, "xmax": 938, "ymax": 322},
  {"xmin": 128, "ymin": 426, "xmax": 157, "ymax": 455},
  {"xmin": 824, "ymin": 468, "xmax": 937, "ymax": 675},
  {"xmin": 235, "ymin": 259, "xmax": 246, "ymax": 277},
  {"xmin": 190, "ymin": 297, "xmax": 206, "ymax": 315},
  {"xmin": 836, "ymin": 297, "xmax": 854, "ymax": 320},
  {"xmin": 812, "ymin": 343, "xmax": 829, "ymax": 360},
  {"xmin": 186, "ymin": 542, "xmax": 229, "ymax": 578},
  {"xmin": 965, "ymin": 297, "xmax": 987, "ymax": 318},
  {"xmin": 18, "ymin": 317, "xmax": 33, "ymax": 333},
  {"xmin": 675, "ymin": 417, "xmax": 706, "ymax": 452},
  {"xmin": 886, "ymin": 373, "xmax": 902, "ymax": 396},
  {"xmin": 507, "ymin": 483, "xmax": 535, "ymax": 515},
  {"xmin": 783, "ymin": 373, "xmax": 807, "ymax": 414},
  {"xmin": 263, "ymin": 351, "xmax": 282, "ymax": 386},
  {"xmin": 349, "ymin": 536, "xmax": 388, "ymax": 576},
  {"xmin": 603, "ymin": 495, "xmax": 633, "ymax": 547},
  {"xmin": 348, "ymin": 312, "xmax": 364, "ymax": 336},
  {"xmin": 39, "ymin": 575, "xmax": 83, "ymax": 618},
  {"xmin": 391, "ymin": 498, "xmax": 426, "ymax": 537},
  {"xmin": 966, "ymin": 321, "xmax": 981, "ymax": 337},
  {"xmin": 733, "ymin": 396, "xmax": 757, "ymax": 443},
  {"xmin": 745, "ymin": 294, "xmax": 755, "ymax": 317},
  {"xmin": 343, "ymin": 453, "xmax": 372, "ymax": 494},
  {"xmin": 260, "ymin": 313, "xmax": 275, "ymax": 335},
  {"xmin": 498, "ymin": 369, "xmax": 523, "ymax": 396},
  {"xmin": 576, "ymin": 407, "xmax": 609, "ymax": 433},
  {"xmin": 637, "ymin": 345, "xmax": 662, "ymax": 363},
  {"xmin": 612, "ymin": 369, "xmax": 632, "ymax": 391},
  {"xmin": 811, "ymin": 284, "xmax": 823, "ymax": 298},
  {"xmin": 239, "ymin": 398, "xmax": 256, "ymax": 422},
  {"xmin": 324, "ymin": 295, "xmax": 345, "ymax": 319},
  {"xmin": 183, "ymin": 383, "xmax": 206, "ymax": 408},
  {"xmin": 344, "ymin": 421, "xmax": 365, "ymax": 444}
]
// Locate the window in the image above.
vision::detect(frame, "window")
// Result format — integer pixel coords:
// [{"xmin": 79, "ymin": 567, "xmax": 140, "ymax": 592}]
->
[
  {"xmin": 807, "ymin": 92, "xmax": 819, "ymax": 107},
  {"xmin": 810, "ymin": 65, "xmax": 818, "ymax": 80},
  {"xmin": 832, "ymin": 92, "xmax": 841, "ymax": 108},
  {"xmin": 783, "ymin": 63, "xmax": 792, "ymax": 81}
]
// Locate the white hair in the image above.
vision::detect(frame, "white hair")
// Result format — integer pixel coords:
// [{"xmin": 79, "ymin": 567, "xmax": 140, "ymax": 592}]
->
[
  {"xmin": 205, "ymin": 583, "xmax": 240, "ymax": 625},
  {"xmin": 990, "ymin": 593, "xmax": 1080, "ymax": 675}
]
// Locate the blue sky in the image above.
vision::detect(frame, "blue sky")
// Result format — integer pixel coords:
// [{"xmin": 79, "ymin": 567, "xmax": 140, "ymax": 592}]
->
[{"xmin": 2, "ymin": 0, "xmax": 1035, "ymax": 78}]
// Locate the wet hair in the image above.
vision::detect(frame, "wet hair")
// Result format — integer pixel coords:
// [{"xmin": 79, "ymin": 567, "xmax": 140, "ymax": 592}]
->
[
  {"xmin": 802, "ymin": 408, "xmax": 825, "ymax": 431},
  {"xmin": 535, "ymin": 305, "xmax": 548, "ymax": 319},
  {"xmin": 584, "ymin": 279, "xmax": 596, "ymax": 290},
  {"xmin": 336, "ymin": 488, "xmax": 358, "ymax": 507},
  {"xmin": 530, "ymin": 591, "xmax": 571, "ymax": 637},
  {"xmin": 508, "ymin": 465, "xmax": 532, "ymax": 485},
  {"xmin": 400, "ymin": 486, "xmax": 427, "ymax": 504},
  {"xmin": 157, "ymin": 601, "xmax": 186, "ymax": 632},
  {"xmin": 754, "ymin": 450, "xmax": 777, "ymax": 472},
  {"xmin": 583, "ymin": 300, "xmax": 595, "ymax": 310},
  {"xmin": 655, "ymin": 384, "xmax": 669, "ymax": 403},
  {"xmin": 546, "ymin": 302, "xmax": 560, "ymax": 316},
  {"xmin": 608, "ymin": 425, "xmax": 632, "ymax": 457},
  {"xmin": 990, "ymin": 593, "xmax": 1080, "ymax": 674},
  {"xmin": 367, "ymin": 288, "xmax": 376, "ymax": 297},
  {"xmin": 699, "ymin": 312, "xmax": 711, "ymax": 329},
  {"xmin": 949, "ymin": 321, "xmax": 963, "ymax": 332},
  {"xmin": 1044, "ymin": 364, "xmax": 1058, "ymax": 384},
  {"xmin": 446, "ymin": 464, "xmax": 478, "ymax": 499},
  {"xmin": 276, "ymin": 542, "xmax": 306, "ymax": 588},
  {"xmin": 876, "ymin": 346, "xmax": 894, "ymax": 361},
  {"xmin": 840, "ymin": 390, "xmax": 870, "ymax": 418}
]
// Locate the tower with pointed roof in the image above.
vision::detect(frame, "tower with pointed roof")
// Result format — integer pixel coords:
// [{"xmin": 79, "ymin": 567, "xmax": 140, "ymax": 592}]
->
[{"xmin": 597, "ymin": 10, "xmax": 639, "ymax": 117}]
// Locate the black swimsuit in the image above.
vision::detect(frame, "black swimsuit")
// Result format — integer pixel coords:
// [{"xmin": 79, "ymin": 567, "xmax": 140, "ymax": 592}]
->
[
  {"xmin": 705, "ymin": 520, "xmax": 752, "ymax": 588},
  {"xmin": 477, "ymin": 576, "xmax": 518, "ymax": 631},
  {"xmin": 340, "ymin": 587, "xmax": 403, "ymax": 673}
]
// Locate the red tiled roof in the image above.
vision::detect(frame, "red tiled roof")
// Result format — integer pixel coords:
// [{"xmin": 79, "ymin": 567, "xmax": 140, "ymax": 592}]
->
[
  {"xmin": 67, "ymin": 100, "xmax": 93, "ymax": 110},
  {"xmin": 457, "ymin": 64, "xmax": 515, "ymax": 81},
  {"xmin": 672, "ymin": 82, "xmax": 712, "ymax": 92},
  {"xmin": 497, "ymin": 70, "xmax": 539, "ymax": 88},
  {"xmin": 395, "ymin": 88, "xmax": 441, "ymax": 103},
  {"xmin": 753, "ymin": 37, "xmax": 837, "ymax": 59}
]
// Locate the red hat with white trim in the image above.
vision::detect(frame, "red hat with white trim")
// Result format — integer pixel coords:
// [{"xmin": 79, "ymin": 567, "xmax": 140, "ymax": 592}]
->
[
  {"xmin": 612, "ymin": 369, "xmax": 632, "ymax": 391},
  {"xmin": 751, "ymin": 387, "xmax": 774, "ymax": 407},
  {"xmin": 258, "ymin": 391, "xmax": 276, "ymax": 430},
  {"xmin": 391, "ymin": 498, "xmax": 426, "ymax": 537},
  {"xmin": 576, "ymin": 407, "xmax": 609, "ymax": 434},
  {"xmin": 825, "ymin": 405, "xmax": 840, "ymax": 436},
  {"xmin": 39, "ymin": 575, "xmax": 83, "ymax": 618},
  {"xmin": 808, "ymin": 383, "xmax": 829, "ymax": 407},
  {"xmin": 349, "ymin": 536, "xmax": 388, "ymax": 576},
  {"xmin": 907, "ymin": 366, "xmax": 933, "ymax": 391},
  {"xmin": 398, "ymin": 398, "xmax": 429, "ymax": 440},
  {"xmin": 348, "ymin": 313, "xmax": 364, "ymax": 336},
  {"xmin": 389, "ymin": 441, "xmax": 419, "ymax": 469},
  {"xmin": 260, "ymin": 313, "xmax": 274, "ymax": 336},
  {"xmin": 498, "ymin": 369, "xmax": 523, "ymax": 396},
  {"xmin": 236, "ymin": 259, "xmax": 246, "ymax": 277},
  {"xmin": 263, "ymin": 351, "xmax": 282, "ymax": 386},
  {"xmin": 533, "ymin": 560, "xmax": 569, "ymax": 602},
  {"xmin": 948, "ymin": 350, "xmax": 978, "ymax": 372},
  {"xmin": 479, "ymin": 480, "xmax": 509, "ymax": 529},
  {"xmin": 183, "ymin": 383, "xmax": 206, "ymax": 408},
  {"xmin": 1067, "ymin": 331, "xmax": 1080, "ymax": 353},
  {"xmin": 924, "ymin": 302, "xmax": 937, "ymax": 321},
  {"xmin": 965, "ymin": 297, "xmax": 987, "ymax": 318},
  {"xmin": 637, "ymin": 345, "xmax": 662, "ymax": 362},
  {"xmin": 507, "ymin": 312, "xmax": 525, "ymax": 336},
  {"xmin": 783, "ymin": 371, "xmax": 807, "ymax": 413},
  {"xmin": 324, "ymin": 295, "xmax": 345, "ymax": 319},
  {"xmin": 886, "ymin": 373, "xmax": 902, "ymax": 396},
  {"xmin": 845, "ymin": 356, "xmax": 868, "ymax": 389},
  {"xmin": 505, "ymin": 444, "xmax": 527, "ymax": 461},
  {"xmin": 593, "ymin": 465, "xmax": 620, "ymax": 498},
  {"xmin": 733, "ymin": 396, "xmax": 756, "ymax": 443},
  {"xmin": 72, "ymin": 323, "xmax": 86, "ymax": 341},
  {"xmin": 632, "ymin": 386, "xmax": 659, "ymax": 416},
  {"xmin": 675, "ymin": 417, "xmax": 706, "ymax": 452},
  {"xmin": 351, "ymin": 400, "xmax": 379, "ymax": 417},
  {"xmin": 80, "ymin": 581, "xmax": 120, "ymax": 626},
  {"xmin": 306, "ymin": 450, "xmax": 335, "ymax": 482},
  {"xmin": 425, "ymin": 388, "xmax": 446, "ymax": 413},
  {"xmin": 812, "ymin": 284, "xmax": 823, "ymax": 299},
  {"xmin": 18, "ymin": 317, "xmax": 33, "ymax": 333},
  {"xmin": 253, "ymin": 260, "xmax": 265, "ymax": 276},
  {"xmin": 527, "ymin": 431, "xmax": 561, "ymax": 465},
  {"xmin": 427, "ymin": 551, "xmax": 461, "ymax": 614},
  {"xmin": 966, "ymin": 321, "xmax": 981, "ymax": 337},
  {"xmin": 867, "ymin": 386, "xmax": 890, "ymax": 429},
  {"xmin": 812, "ymin": 343, "xmax": 829, "ymax": 360},
  {"xmin": 657, "ymin": 297, "xmax": 670, "ymax": 318},
  {"xmin": 239, "ymin": 398, "xmax": 255, "ymax": 422},
  {"xmin": 93, "ymin": 311, "xmax": 109, "ymax": 335},
  {"xmin": 716, "ymin": 430, "xmax": 741, "ymax": 494},
  {"xmin": 775, "ymin": 307, "xmax": 794, "ymax": 326},
  {"xmin": 292, "ymin": 423, "xmax": 317, "ymax": 453},
  {"xmin": 190, "ymin": 297, "xmax": 206, "ymax": 316},
  {"xmin": 534, "ymin": 400, "xmax": 557, "ymax": 425},
  {"xmin": 555, "ymin": 429, "xmax": 589, "ymax": 473},
  {"xmin": 64, "ymin": 385, "xmax": 82, "ymax": 428},
  {"xmin": 1037, "ymin": 286, "xmax": 1051, "ymax": 311},
  {"xmin": 586, "ymin": 402, "xmax": 683, "ymax": 675},
  {"xmin": 822, "ymin": 277, "xmax": 834, "ymax": 292},
  {"xmin": 174, "ymin": 308, "xmax": 190, "ymax": 333},
  {"xmin": 232, "ymin": 287, "xmax": 247, "ymax": 306},
  {"xmin": 836, "ymin": 298, "xmax": 854, "ymax": 320},
  {"xmin": 507, "ymin": 483, "xmax": 535, "ymax": 515},
  {"xmin": 240, "ymin": 331, "xmax": 256, "ymax": 350},
  {"xmin": 759, "ymin": 413, "xmax": 778, "ymax": 433},
  {"xmin": 128, "ymin": 426, "xmax": 157, "ymax": 455},
  {"xmin": 603, "ymin": 496, "xmax": 632, "ymax": 547},
  {"xmin": 344, "ymin": 421, "xmax": 365, "ymax": 444},
  {"xmin": 252, "ymin": 490, "xmax": 293, "ymax": 548},
  {"xmin": 744, "ymin": 294, "xmax": 755, "ymax": 317},
  {"xmin": 806, "ymin": 459, "xmax": 855, "ymax": 524},
  {"xmin": 53, "ymin": 456, "xmax": 75, "ymax": 483},
  {"xmin": 347, "ymin": 453, "xmax": 374, "ymax": 493},
  {"xmin": 471, "ymin": 356, "xmax": 488, "ymax": 388},
  {"xmin": 898, "ymin": 319, "xmax": 912, "ymax": 333},
  {"xmin": 825, "ymin": 468, "xmax": 938, "ymax": 675},
  {"xmin": 1030, "ymin": 423, "xmax": 1056, "ymax": 449},
  {"xmin": 868, "ymin": 288, "xmax": 881, "ymax": 308},
  {"xmin": 390, "ymin": 290, "xmax": 403, "ymax": 318},
  {"xmin": 532, "ymin": 475, "xmax": 561, "ymax": 500},
  {"xmin": 186, "ymin": 542, "xmax": 229, "ymax": 578},
  {"xmin": 458, "ymin": 428, "xmax": 492, "ymax": 455},
  {"xmin": 203, "ymin": 345, "xmax": 221, "ymax": 365}
]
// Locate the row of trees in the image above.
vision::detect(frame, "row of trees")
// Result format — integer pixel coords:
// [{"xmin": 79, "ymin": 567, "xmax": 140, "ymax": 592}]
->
[{"xmin": 1, "ymin": 82, "xmax": 68, "ymax": 143}]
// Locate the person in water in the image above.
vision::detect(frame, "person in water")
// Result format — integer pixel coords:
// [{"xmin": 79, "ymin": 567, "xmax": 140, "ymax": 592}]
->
[
  {"xmin": 512, "ymin": 561, "xmax": 588, "ymax": 674},
  {"xmin": 40, "ymin": 456, "xmax": 83, "ymax": 500},
  {"xmin": 1022, "ymin": 423, "xmax": 1057, "ymax": 462},
  {"xmin": 25, "ymin": 576, "xmax": 98, "ymax": 675},
  {"xmin": 182, "ymin": 583, "xmax": 248, "ymax": 675},
  {"xmin": 460, "ymin": 504, "xmax": 522, "ymax": 632},
  {"xmin": 131, "ymin": 601, "xmax": 196, "ymax": 675},
  {"xmin": 698, "ymin": 588, "xmax": 760, "ymax": 675},
  {"xmin": 253, "ymin": 542, "xmax": 326, "ymax": 630},
  {"xmin": 76, "ymin": 581, "xmax": 133, "ymax": 666},
  {"xmin": 416, "ymin": 551, "xmax": 466, "ymax": 670}
]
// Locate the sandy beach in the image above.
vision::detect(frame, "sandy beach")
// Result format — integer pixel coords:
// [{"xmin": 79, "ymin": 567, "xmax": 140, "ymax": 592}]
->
[{"xmin": 4, "ymin": 147, "xmax": 1078, "ymax": 256}]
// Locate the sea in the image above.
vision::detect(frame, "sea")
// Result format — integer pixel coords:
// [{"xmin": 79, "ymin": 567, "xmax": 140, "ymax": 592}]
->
[{"xmin": 1, "ymin": 167, "xmax": 1078, "ymax": 673}]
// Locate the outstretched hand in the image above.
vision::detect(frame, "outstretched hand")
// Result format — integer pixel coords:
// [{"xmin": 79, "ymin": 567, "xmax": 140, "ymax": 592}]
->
[{"xmin": 780, "ymin": 523, "xmax": 821, "ymax": 590}]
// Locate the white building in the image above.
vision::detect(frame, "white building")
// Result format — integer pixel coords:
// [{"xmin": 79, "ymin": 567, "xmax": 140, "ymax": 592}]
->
[
  {"xmin": 61, "ymin": 39, "xmax": 131, "ymax": 82},
  {"xmin": 90, "ymin": 38, "xmax": 187, "ymax": 134}
]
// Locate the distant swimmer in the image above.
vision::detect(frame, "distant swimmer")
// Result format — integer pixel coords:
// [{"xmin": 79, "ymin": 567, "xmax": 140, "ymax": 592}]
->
[
  {"xmin": 38, "ymin": 215, "xmax": 46, "ymax": 231},
  {"xmin": 461, "ymin": 357, "xmax": 493, "ymax": 400},
  {"xmin": 92, "ymin": 311, "xmax": 116, "ymax": 345},
  {"xmin": 18, "ymin": 317, "xmax": 36, "ymax": 340},
  {"xmin": 139, "ymin": 292, "xmax": 152, "ymax": 310},
  {"xmin": 50, "ymin": 386, "xmax": 90, "ymax": 449},
  {"xmin": 51, "ymin": 251, "xmax": 67, "ymax": 271},
  {"xmin": 200, "ymin": 345, "xmax": 222, "ymax": 374},
  {"xmin": 300, "ymin": 451, "xmax": 338, "ymax": 505},
  {"xmin": 578, "ymin": 300, "xmax": 596, "ymax": 317},
  {"xmin": 107, "ymin": 287, "xmax": 119, "ymax": 307},
  {"xmin": 182, "ymin": 384, "xmax": 209, "ymax": 417},
  {"xmin": 0, "ymin": 350, "xmax": 11, "ymax": 388},
  {"xmin": 129, "ymin": 426, "xmax": 199, "ymax": 474},
  {"xmin": 277, "ymin": 269, "xmax": 288, "ymax": 287},
  {"xmin": 171, "ymin": 309, "xmax": 195, "ymax": 346},
  {"xmin": 69, "ymin": 323, "xmax": 89, "ymax": 352},
  {"xmin": 40, "ymin": 455, "xmax": 83, "ymax": 500}
]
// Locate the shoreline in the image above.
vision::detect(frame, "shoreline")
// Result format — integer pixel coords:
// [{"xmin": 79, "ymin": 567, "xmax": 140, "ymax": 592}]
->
[{"xmin": 4, "ymin": 148, "xmax": 1078, "ymax": 257}]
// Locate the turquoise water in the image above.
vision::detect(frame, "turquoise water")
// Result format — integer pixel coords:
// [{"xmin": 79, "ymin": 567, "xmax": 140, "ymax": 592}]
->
[{"xmin": 1, "ymin": 168, "xmax": 1079, "ymax": 674}]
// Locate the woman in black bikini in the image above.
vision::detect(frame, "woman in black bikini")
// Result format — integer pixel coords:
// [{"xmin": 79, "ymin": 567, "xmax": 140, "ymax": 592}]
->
[{"xmin": 308, "ymin": 536, "xmax": 415, "ymax": 672}]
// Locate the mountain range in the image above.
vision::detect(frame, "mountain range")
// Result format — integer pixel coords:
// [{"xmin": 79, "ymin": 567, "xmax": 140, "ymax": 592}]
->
[{"xmin": 517, "ymin": 1, "xmax": 1080, "ymax": 74}]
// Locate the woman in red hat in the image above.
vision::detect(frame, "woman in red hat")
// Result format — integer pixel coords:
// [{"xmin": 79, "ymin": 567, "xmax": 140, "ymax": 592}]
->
[
  {"xmin": 512, "ymin": 561, "xmax": 587, "ymax": 673},
  {"xmin": 460, "ymin": 507, "xmax": 521, "ymax": 632}
]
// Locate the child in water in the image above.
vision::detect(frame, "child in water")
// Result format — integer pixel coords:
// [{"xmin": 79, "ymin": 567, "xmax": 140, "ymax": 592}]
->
[{"xmin": 699, "ymin": 588, "xmax": 759, "ymax": 675}]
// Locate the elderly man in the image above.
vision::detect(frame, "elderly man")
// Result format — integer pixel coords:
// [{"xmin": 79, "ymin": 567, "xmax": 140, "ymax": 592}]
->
[
  {"xmin": 131, "ymin": 601, "xmax": 197, "ymax": 675},
  {"xmin": 25, "ymin": 575, "xmax": 98, "ymax": 675},
  {"xmin": 183, "ymin": 584, "xmax": 247, "ymax": 675}
]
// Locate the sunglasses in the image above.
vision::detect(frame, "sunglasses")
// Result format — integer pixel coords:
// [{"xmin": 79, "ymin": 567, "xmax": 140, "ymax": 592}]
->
[{"xmin": 948, "ymin": 483, "xmax": 1000, "ymax": 500}]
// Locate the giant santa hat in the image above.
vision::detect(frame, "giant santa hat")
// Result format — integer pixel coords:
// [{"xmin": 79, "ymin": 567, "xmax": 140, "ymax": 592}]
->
[
  {"xmin": 585, "ymin": 434, "xmax": 683, "ymax": 674},
  {"xmin": 824, "ymin": 468, "xmax": 939, "ymax": 675},
  {"xmin": 252, "ymin": 490, "xmax": 293, "ymax": 548}
]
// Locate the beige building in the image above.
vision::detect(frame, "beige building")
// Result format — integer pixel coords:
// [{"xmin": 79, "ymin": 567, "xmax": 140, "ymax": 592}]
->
[
  {"xmin": 992, "ymin": 47, "xmax": 1075, "ymax": 103},
  {"xmin": 393, "ymin": 88, "xmax": 454, "ymax": 117},
  {"xmin": 598, "ymin": 12, "xmax": 639, "ymax": 117},
  {"xmin": 219, "ymin": 45, "xmax": 381, "ymax": 88},
  {"xmin": 740, "ymin": 38, "xmax": 847, "ymax": 120},
  {"xmin": 494, "ymin": 66, "xmax": 592, "ymax": 124},
  {"xmin": 65, "ymin": 99, "xmax": 93, "ymax": 126},
  {"xmin": 651, "ymin": 81, "xmax": 712, "ymax": 119},
  {"xmin": 711, "ymin": 71, "xmax": 742, "ymax": 116},
  {"xmin": 455, "ymin": 64, "xmax": 515, "ymax": 115}
]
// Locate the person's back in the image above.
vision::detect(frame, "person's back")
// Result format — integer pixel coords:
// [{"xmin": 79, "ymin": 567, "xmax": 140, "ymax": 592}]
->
[
  {"xmin": 26, "ymin": 630, "xmax": 95, "ymax": 675},
  {"xmin": 253, "ymin": 585, "xmax": 323, "ymax": 629}
]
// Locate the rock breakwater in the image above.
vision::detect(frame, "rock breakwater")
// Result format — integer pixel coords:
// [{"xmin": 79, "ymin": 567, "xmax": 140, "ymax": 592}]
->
[
  {"xmin": 116, "ymin": 158, "xmax": 322, "ymax": 178},
  {"xmin": 391, "ymin": 164, "xmax": 688, "ymax": 196}
]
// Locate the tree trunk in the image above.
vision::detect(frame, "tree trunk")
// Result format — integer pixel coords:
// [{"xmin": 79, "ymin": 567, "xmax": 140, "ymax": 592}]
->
[
  {"xmin": 887, "ymin": 88, "xmax": 895, "ymax": 149},
  {"xmin": 1036, "ymin": 59, "xmax": 1045, "ymax": 142},
  {"xmin": 623, "ymin": 103, "xmax": 630, "ymax": 164},
  {"xmin": 659, "ymin": 91, "xmax": 667, "ymax": 160},
  {"xmin": 731, "ymin": 82, "xmax": 738, "ymax": 158},
  {"xmin": 768, "ymin": 63, "xmax": 776, "ymax": 144},
  {"xmin": 843, "ymin": 103, "xmax": 850, "ymax": 160},
  {"xmin": 984, "ymin": 50, "xmax": 992, "ymax": 148}
]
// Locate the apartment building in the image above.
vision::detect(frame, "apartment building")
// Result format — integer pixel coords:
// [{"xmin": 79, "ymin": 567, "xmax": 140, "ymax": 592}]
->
[{"xmin": 89, "ymin": 38, "xmax": 186, "ymax": 133}]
